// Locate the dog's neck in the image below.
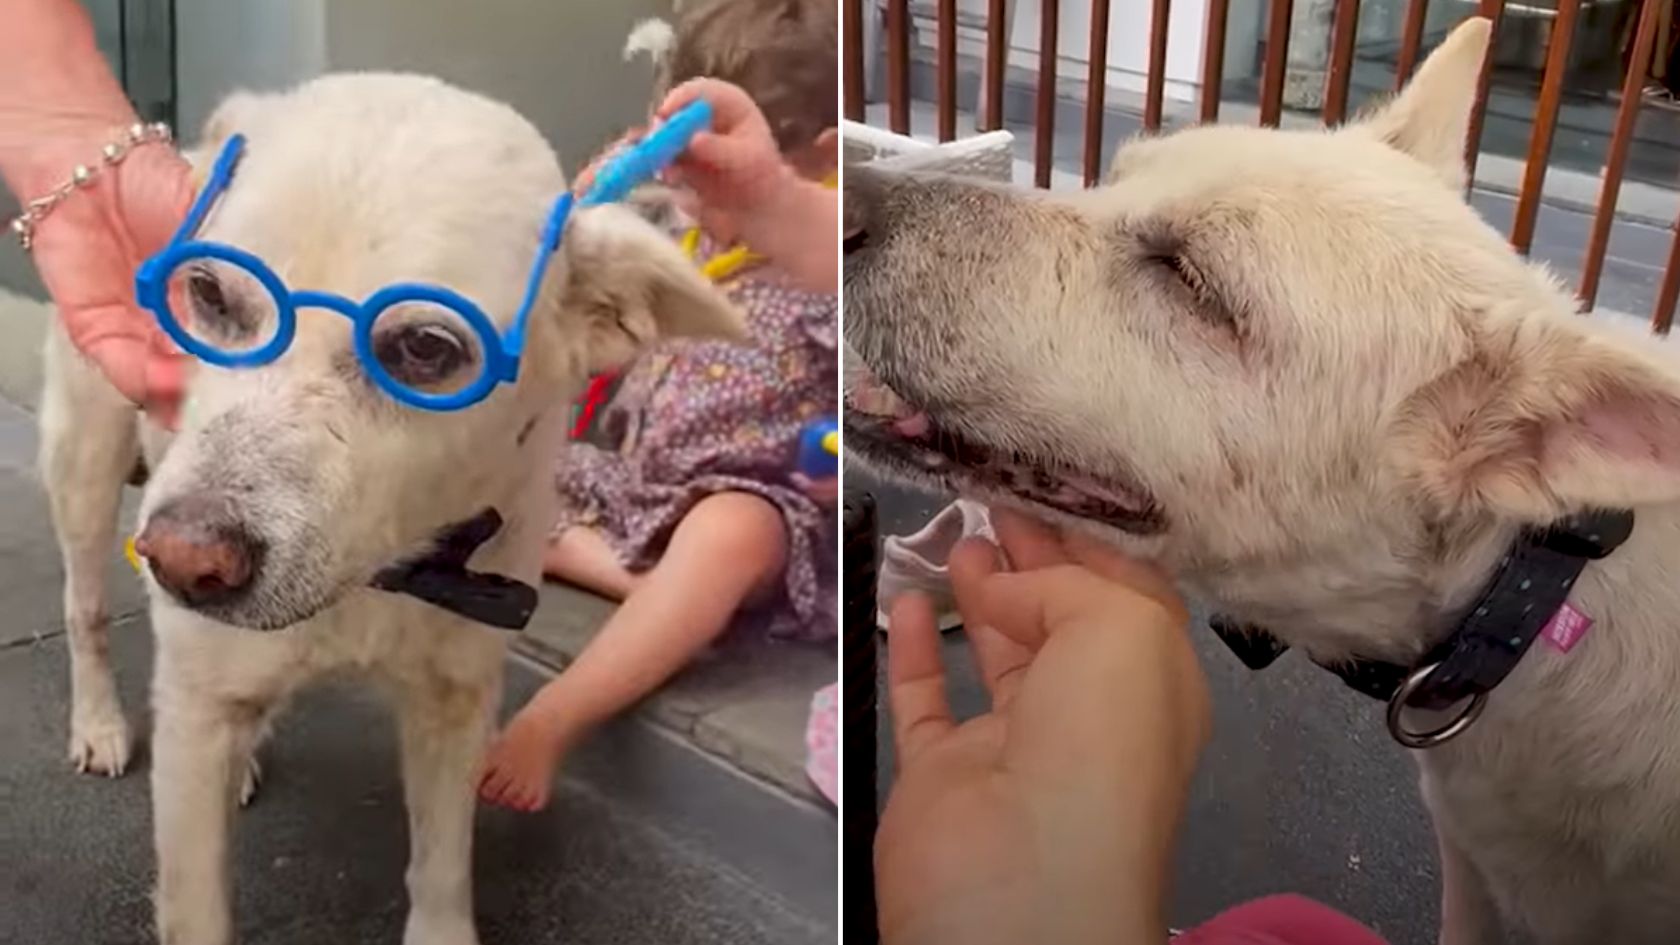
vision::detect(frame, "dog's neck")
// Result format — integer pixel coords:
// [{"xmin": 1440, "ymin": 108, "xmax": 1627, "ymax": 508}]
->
[
  {"xmin": 1187, "ymin": 498, "xmax": 1680, "ymax": 680},
  {"xmin": 470, "ymin": 405, "xmax": 570, "ymax": 581},
  {"xmin": 1180, "ymin": 508, "xmax": 1514, "ymax": 667}
]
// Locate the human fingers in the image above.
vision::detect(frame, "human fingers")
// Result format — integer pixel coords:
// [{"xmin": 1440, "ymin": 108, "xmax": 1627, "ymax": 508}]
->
[
  {"xmin": 886, "ymin": 593, "xmax": 956, "ymax": 766},
  {"xmin": 655, "ymin": 77, "xmax": 761, "ymax": 131},
  {"xmin": 991, "ymin": 506, "xmax": 1186, "ymax": 620},
  {"xmin": 948, "ymin": 538, "xmax": 1035, "ymax": 709},
  {"xmin": 971, "ymin": 564, "xmax": 1185, "ymax": 654},
  {"xmin": 988, "ymin": 506, "xmax": 1069, "ymax": 571}
]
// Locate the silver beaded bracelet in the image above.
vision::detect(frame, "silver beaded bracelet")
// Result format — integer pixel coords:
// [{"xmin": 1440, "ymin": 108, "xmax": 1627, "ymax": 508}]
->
[{"xmin": 7, "ymin": 121, "xmax": 173, "ymax": 252}]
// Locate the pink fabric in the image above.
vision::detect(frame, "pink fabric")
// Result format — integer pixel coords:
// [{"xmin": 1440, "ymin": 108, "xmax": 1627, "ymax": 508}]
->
[
  {"xmin": 805, "ymin": 683, "xmax": 837, "ymax": 805},
  {"xmin": 1173, "ymin": 895, "xmax": 1390, "ymax": 945}
]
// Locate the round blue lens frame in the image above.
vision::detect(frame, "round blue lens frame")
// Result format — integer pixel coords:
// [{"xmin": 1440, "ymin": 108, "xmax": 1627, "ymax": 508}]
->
[
  {"xmin": 137, "ymin": 243, "xmax": 517, "ymax": 411},
  {"xmin": 134, "ymin": 103, "xmax": 709, "ymax": 413}
]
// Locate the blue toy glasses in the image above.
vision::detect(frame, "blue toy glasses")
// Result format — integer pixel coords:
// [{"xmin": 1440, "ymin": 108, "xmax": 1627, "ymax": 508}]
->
[{"xmin": 135, "ymin": 99, "xmax": 712, "ymax": 411}]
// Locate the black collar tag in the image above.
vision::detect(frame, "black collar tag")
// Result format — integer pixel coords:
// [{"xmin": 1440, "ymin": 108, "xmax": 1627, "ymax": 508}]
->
[
  {"xmin": 1210, "ymin": 508, "xmax": 1634, "ymax": 709},
  {"xmin": 369, "ymin": 508, "xmax": 539, "ymax": 631}
]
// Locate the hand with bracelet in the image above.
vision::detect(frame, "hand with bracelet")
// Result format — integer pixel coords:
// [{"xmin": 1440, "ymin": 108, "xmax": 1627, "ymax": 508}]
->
[{"xmin": 1, "ymin": 0, "xmax": 194, "ymax": 426}]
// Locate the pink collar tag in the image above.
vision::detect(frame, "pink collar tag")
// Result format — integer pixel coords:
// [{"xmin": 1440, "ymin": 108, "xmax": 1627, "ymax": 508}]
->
[{"xmin": 1540, "ymin": 602, "xmax": 1594, "ymax": 654}]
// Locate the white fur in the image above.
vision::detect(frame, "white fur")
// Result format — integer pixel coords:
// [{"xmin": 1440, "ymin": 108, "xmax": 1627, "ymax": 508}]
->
[
  {"xmin": 847, "ymin": 19, "xmax": 1680, "ymax": 944},
  {"xmin": 40, "ymin": 72, "xmax": 743, "ymax": 945}
]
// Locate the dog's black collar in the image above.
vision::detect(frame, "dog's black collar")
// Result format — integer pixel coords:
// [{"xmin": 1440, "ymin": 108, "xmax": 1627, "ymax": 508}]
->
[
  {"xmin": 1211, "ymin": 508, "xmax": 1634, "ymax": 731},
  {"xmin": 369, "ymin": 507, "xmax": 538, "ymax": 631}
]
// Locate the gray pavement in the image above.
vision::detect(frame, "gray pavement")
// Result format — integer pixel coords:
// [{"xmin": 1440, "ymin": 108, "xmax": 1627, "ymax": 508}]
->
[{"xmin": 0, "ymin": 627, "xmax": 820, "ymax": 945}]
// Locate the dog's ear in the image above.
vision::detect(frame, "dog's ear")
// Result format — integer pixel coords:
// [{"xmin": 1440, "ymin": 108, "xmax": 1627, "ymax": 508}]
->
[
  {"xmin": 560, "ymin": 204, "xmax": 748, "ymax": 374},
  {"xmin": 1356, "ymin": 17, "xmax": 1491, "ymax": 189},
  {"xmin": 1388, "ymin": 317, "xmax": 1680, "ymax": 522}
]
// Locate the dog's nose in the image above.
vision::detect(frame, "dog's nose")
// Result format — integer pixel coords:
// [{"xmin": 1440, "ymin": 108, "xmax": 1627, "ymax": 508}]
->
[{"xmin": 136, "ymin": 495, "xmax": 263, "ymax": 607}]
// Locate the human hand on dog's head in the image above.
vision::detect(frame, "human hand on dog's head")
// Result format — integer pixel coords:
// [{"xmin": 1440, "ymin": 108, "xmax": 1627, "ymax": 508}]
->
[
  {"xmin": 27, "ymin": 140, "xmax": 193, "ymax": 428},
  {"xmin": 877, "ymin": 508, "xmax": 1207, "ymax": 945}
]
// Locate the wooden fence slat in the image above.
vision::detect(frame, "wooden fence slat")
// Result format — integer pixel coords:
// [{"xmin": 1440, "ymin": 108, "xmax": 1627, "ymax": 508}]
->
[
  {"xmin": 1581, "ymin": 0, "xmax": 1663, "ymax": 311},
  {"xmin": 1510, "ymin": 0, "xmax": 1581, "ymax": 254}
]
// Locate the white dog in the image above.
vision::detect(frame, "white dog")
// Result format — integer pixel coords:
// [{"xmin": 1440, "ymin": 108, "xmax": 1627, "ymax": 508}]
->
[
  {"xmin": 39, "ymin": 73, "xmax": 742, "ymax": 945},
  {"xmin": 846, "ymin": 19, "xmax": 1680, "ymax": 945}
]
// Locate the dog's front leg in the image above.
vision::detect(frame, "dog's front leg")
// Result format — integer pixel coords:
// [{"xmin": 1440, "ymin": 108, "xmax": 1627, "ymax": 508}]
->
[
  {"xmin": 393, "ymin": 661, "xmax": 500, "ymax": 945},
  {"xmin": 151, "ymin": 689, "xmax": 258, "ymax": 945},
  {"xmin": 39, "ymin": 331, "xmax": 141, "ymax": 776},
  {"xmin": 1424, "ymin": 787, "xmax": 1502, "ymax": 945}
]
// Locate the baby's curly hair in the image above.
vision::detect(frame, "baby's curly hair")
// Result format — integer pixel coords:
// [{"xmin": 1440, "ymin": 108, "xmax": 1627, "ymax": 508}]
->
[{"xmin": 657, "ymin": 0, "xmax": 838, "ymax": 153}]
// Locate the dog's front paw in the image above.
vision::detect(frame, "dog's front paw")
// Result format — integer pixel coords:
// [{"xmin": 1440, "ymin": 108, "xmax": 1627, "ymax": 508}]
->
[
  {"xmin": 403, "ymin": 913, "xmax": 479, "ymax": 945},
  {"xmin": 68, "ymin": 704, "xmax": 132, "ymax": 777}
]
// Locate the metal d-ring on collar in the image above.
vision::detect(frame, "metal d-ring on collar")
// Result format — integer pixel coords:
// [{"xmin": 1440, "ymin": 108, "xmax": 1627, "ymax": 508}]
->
[
  {"xmin": 1384, "ymin": 661, "xmax": 1488, "ymax": 749},
  {"xmin": 1210, "ymin": 507, "xmax": 1635, "ymax": 750}
]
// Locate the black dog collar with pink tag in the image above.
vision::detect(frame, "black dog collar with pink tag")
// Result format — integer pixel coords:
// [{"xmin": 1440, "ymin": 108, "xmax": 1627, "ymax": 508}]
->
[
  {"xmin": 369, "ymin": 508, "xmax": 537, "ymax": 631},
  {"xmin": 1211, "ymin": 508, "xmax": 1634, "ymax": 746}
]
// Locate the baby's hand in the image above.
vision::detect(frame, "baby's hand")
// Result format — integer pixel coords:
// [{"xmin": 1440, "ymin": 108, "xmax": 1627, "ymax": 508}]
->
[
  {"xmin": 791, "ymin": 473, "xmax": 837, "ymax": 508},
  {"xmin": 654, "ymin": 78, "xmax": 794, "ymax": 226}
]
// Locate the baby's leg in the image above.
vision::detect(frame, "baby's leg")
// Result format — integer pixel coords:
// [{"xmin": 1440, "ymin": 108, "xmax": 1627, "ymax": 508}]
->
[
  {"xmin": 481, "ymin": 491, "xmax": 788, "ymax": 810},
  {"xmin": 544, "ymin": 526, "xmax": 637, "ymax": 600}
]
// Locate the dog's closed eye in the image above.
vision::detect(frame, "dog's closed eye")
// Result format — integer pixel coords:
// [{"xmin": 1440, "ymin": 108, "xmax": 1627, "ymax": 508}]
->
[{"xmin": 1141, "ymin": 242, "xmax": 1240, "ymax": 334}]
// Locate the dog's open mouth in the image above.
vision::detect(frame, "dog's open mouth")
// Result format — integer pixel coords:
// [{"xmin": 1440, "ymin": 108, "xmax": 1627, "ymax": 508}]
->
[{"xmin": 846, "ymin": 368, "xmax": 1165, "ymax": 534}]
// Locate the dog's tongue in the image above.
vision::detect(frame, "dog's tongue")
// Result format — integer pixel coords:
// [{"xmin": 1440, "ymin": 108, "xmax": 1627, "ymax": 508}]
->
[{"xmin": 893, "ymin": 412, "xmax": 931, "ymax": 437}]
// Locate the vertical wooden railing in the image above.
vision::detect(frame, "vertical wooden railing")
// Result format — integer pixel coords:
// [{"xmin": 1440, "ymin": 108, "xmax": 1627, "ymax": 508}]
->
[
  {"xmin": 1394, "ymin": 0, "xmax": 1431, "ymax": 88},
  {"xmin": 886, "ymin": 0, "xmax": 910, "ymax": 133},
  {"xmin": 1322, "ymin": 0, "xmax": 1361, "ymax": 125},
  {"xmin": 1581, "ymin": 0, "xmax": 1662, "ymax": 313},
  {"xmin": 983, "ymin": 0, "xmax": 1008, "ymax": 130},
  {"xmin": 937, "ymin": 0, "xmax": 958, "ymax": 140},
  {"xmin": 1258, "ymin": 0, "xmax": 1295, "ymax": 127},
  {"xmin": 841, "ymin": 0, "xmax": 1680, "ymax": 332},
  {"xmin": 1198, "ymin": 0, "xmax": 1229, "ymax": 122},
  {"xmin": 1143, "ymin": 0, "xmax": 1173, "ymax": 133},
  {"xmin": 843, "ymin": 0, "xmax": 865, "ymax": 122},
  {"xmin": 1462, "ymin": 0, "xmax": 1507, "ymax": 189},
  {"xmin": 1083, "ymin": 0, "xmax": 1113, "ymax": 184},
  {"xmin": 1034, "ymin": 0, "xmax": 1060, "ymax": 185},
  {"xmin": 1510, "ymin": 0, "xmax": 1579, "ymax": 255}
]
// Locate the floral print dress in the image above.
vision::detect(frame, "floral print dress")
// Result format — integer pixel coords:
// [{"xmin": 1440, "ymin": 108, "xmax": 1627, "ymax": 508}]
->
[{"xmin": 553, "ymin": 230, "xmax": 837, "ymax": 641}]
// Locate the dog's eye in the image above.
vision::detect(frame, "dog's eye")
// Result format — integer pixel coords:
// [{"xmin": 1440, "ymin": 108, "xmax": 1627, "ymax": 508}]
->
[
  {"xmin": 1153, "ymin": 254, "xmax": 1207, "ymax": 298},
  {"xmin": 1149, "ymin": 252, "xmax": 1239, "ymax": 331},
  {"xmin": 374, "ymin": 323, "xmax": 470, "ymax": 388},
  {"xmin": 173, "ymin": 264, "xmax": 265, "ymax": 348},
  {"xmin": 188, "ymin": 271, "xmax": 228, "ymax": 316}
]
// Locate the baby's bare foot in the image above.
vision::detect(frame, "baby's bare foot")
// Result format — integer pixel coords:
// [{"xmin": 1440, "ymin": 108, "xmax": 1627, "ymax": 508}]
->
[{"xmin": 478, "ymin": 712, "xmax": 565, "ymax": 812}]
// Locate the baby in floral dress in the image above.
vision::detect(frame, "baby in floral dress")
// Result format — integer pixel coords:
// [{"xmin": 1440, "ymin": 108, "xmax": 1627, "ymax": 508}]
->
[{"xmin": 479, "ymin": 0, "xmax": 838, "ymax": 812}]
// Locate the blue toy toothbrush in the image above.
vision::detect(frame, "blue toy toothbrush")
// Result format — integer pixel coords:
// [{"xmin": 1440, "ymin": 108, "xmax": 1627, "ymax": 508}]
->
[{"xmin": 580, "ymin": 100, "xmax": 714, "ymax": 206}]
